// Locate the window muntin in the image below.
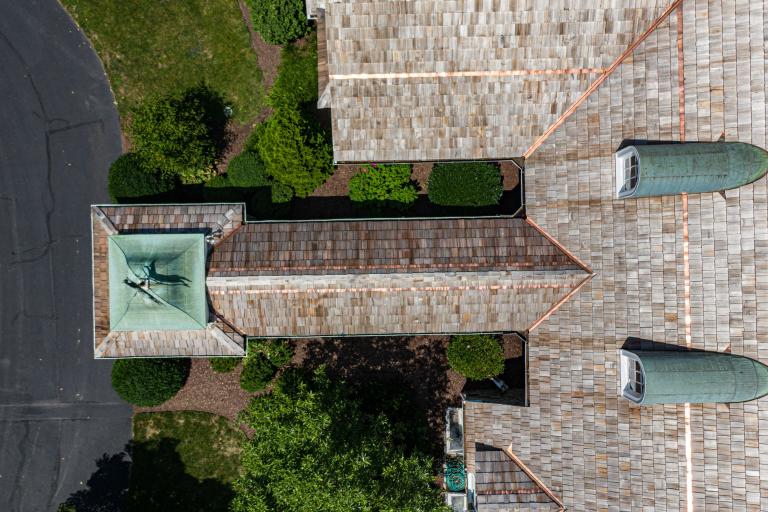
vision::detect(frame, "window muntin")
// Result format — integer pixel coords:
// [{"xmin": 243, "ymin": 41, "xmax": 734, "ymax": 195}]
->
[{"xmin": 615, "ymin": 147, "xmax": 640, "ymax": 198}]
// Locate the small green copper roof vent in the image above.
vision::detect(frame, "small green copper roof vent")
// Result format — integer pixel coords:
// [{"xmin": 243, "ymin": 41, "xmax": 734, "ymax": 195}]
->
[
  {"xmin": 619, "ymin": 349, "xmax": 768, "ymax": 405},
  {"xmin": 108, "ymin": 233, "xmax": 208, "ymax": 331},
  {"xmin": 615, "ymin": 142, "xmax": 768, "ymax": 198}
]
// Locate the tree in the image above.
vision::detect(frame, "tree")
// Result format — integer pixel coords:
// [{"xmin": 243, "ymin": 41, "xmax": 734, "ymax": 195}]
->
[
  {"xmin": 232, "ymin": 368, "xmax": 447, "ymax": 512},
  {"xmin": 107, "ymin": 153, "xmax": 176, "ymax": 203},
  {"xmin": 248, "ymin": 0, "xmax": 310, "ymax": 45},
  {"xmin": 446, "ymin": 334, "xmax": 505, "ymax": 380},
  {"xmin": 255, "ymin": 105, "xmax": 333, "ymax": 197},
  {"xmin": 111, "ymin": 358, "xmax": 190, "ymax": 406},
  {"xmin": 427, "ymin": 162, "xmax": 503, "ymax": 207},
  {"xmin": 129, "ymin": 85, "xmax": 229, "ymax": 184},
  {"xmin": 349, "ymin": 164, "xmax": 419, "ymax": 212}
]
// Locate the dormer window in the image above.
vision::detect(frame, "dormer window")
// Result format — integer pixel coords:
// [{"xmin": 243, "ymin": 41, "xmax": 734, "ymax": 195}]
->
[
  {"xmin": 619, "ymin": 349, "xmax": 645, "ymax": 403},
  {"xmin": 615, "ymin": 146, "xmax": 640, "ymax": 198}
]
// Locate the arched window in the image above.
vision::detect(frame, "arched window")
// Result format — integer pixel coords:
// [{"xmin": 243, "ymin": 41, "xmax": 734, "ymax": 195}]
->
[
  {"xmin": 615, "ymin": 146, "xmax": 640, "ymax": 198},
  {"xmin": 619, "ymin": 349, "xmax": 645, "ymax": 403}
]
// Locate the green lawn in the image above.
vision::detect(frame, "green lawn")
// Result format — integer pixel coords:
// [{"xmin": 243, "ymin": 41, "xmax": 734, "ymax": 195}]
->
[
  {"xmin": 62, "ymin": 0, "xmax": 264, "ymax": 122},
  {"xmin": 130, "ymin": 411, "xmax": 246, "ymax": 512}
]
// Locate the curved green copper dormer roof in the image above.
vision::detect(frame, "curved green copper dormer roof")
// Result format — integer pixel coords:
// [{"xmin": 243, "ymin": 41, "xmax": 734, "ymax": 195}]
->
[
  {"xmin": 108, "ymin": 233, "xmax": 208, "ymax": 331},
  {"xmin": 617, "ymin": 142, "xmax": 768, "ymax": 198},
  {"xmin": 620, "ymin": 349, "xmax": 768, "ymax": 405}
]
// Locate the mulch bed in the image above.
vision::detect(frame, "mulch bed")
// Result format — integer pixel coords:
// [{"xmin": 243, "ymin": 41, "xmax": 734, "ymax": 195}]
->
[{"xmin": 135, "ymin": 358, "xmax": 254, "ymax": 421}]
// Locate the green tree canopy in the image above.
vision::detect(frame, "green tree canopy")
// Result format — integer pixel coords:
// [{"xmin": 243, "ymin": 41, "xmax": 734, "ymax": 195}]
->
[
  {"xmin": 248, "ymin": 0, "xmax": 310, "ymax": 45},
  {"xmin": 232, "ymin": 368, "xmax": 447, "ymax": 512},
  {"xmin": 129, "ymin": 85, "xmax": 229, "ymax": 184},
  {"xmin": 255, "ymin": 105, "xmax": 333, "ymax": 197}
]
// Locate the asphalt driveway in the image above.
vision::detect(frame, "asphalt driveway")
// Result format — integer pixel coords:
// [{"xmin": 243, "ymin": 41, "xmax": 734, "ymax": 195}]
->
[{"xmin": 0, "ymin": 1, "xmax": 130, "ymax": 510}]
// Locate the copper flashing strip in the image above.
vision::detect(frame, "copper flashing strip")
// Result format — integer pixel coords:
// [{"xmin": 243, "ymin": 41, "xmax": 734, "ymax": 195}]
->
[
  {"xmin": 523, "ymin": 0, "xmax": 685, "ymax": 159},
  {"xmin": 208, "ymin": 280, "xmax": 580, "ymax": 296},
  {"xmin": 501, "ymin": 446, "xmax": 565, "ymax": 511},
  {"xmin": 329, "ymin": 67, "xmax": 606, "ymax": 81},
  {"xmin": 524, "ymin": 217, "xmax": 593, "ymax": 274},
  {"xmin": 527, "ymin": 272, "xmax": 595, "ymax": 332},
  {"xmin": 209, "ymin": 260, "xmax": 577, "ymax": 274},
  {"xmin": 676, "ymin": 5, "xmax": 694, "ymax": 511}
]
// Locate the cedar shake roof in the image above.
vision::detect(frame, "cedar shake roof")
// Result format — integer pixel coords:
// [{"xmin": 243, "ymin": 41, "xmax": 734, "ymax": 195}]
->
[
  {"xmin": 206, "ymin": 217, "xmax": 592, "ymax": 337},
  {"xmin": 474, "ymin": 444, "xmax": 563, "ymax": 511},
  {"xmin": 323, "ymin": 0, "xmax": 668, "ymax": 162},
  {"xmin": 464, "ymin": 1, "xmax": 768, "ymax": 510},
  {"xmin": 208, "ymin": 218, "xmax": 583, "ymax": 276},
  {"xmin": 91, "ymin": 205, "xmax": 246, "ymax": 358},
  {"xmin": 93, "ymin": 210, "xmax": 589, "ymax": 353}
]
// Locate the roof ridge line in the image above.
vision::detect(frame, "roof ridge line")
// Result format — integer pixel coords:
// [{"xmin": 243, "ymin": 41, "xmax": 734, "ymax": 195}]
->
[
  {"xmin": 523, "ymin": 217, "xmax": 593, "ymax": 274},
  {"xmin": 522, "ymin": 0, "xmax": 685, "ymax": 159},
  {"xmin": 500, "ymin": 446, "xmax": 565, "ymax": 511},
  {"xmin": 527, "ymin": 271, "xmax": 594, "ymax": 333}
]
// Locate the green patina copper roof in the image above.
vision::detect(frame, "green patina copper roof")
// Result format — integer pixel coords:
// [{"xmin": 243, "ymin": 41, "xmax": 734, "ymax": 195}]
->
[
  {"xmin": 629, "ymin": 350, "xmax": 768, "ymax": 405},
  {"xmin": 626, "ymin": 142, "xmax": 768, "ymax": 197},
  {"xmin": 108, "ymin": 233, "xmax": 207, "ymax": 331}
]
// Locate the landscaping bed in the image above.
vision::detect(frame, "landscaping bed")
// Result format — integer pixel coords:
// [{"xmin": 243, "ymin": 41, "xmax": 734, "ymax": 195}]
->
[{"xmin": 134, "ymin": 359, "xmax": 253, "ymax": 421}]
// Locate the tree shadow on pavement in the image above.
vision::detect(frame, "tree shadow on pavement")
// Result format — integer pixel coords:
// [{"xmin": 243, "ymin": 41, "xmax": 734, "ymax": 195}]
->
[
  {"xmin": 62, "ymin": 438, "xmax": 234, "ymax": 512},
  {"xmin": 61, "ymin": 450, "xmax": 130, "ymax": 512}
]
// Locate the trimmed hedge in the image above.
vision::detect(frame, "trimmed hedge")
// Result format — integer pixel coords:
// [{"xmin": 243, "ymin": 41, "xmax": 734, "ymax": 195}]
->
[
  {"xmin": 107, "ymin": 153, "xmax": 176, "ymax": 203},
  {"xmin": 349, "ymin": 164, "xmax": 418, "ymax": 211},
  {"xmin": 256, "ymin": 106, "xmax": 333, "ymax": 197},
  {"xmin": 129, "ymin": 85, "xmax": 228, "ymax": 184},
  {"xmin": 446, "ymin": 335, "xmax": 505, "ymax": 381},
  {"xmin": 209, "ymin": 357, "xmax": 241, "ymax": 373},
  {"xmin": 427, "ymin": 162, "xmax": 503, "ymax": 207},
  {"xmin": 111, "ymin": 358, "xmax": 190, "ymax": 406},
  {"xmin": 248, "ymin": 0, "xmax": 309, "ymax": 45},
  {"xmin": 240, "ymin": 339, "xmax": 293, "ymax": 392},
  {"xmin": 226, "ymin": 152, "xmax": 270, "ymax": 188}
]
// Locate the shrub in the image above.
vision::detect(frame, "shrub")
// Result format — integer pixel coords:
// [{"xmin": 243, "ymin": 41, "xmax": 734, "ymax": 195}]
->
[
  {"xmin": 349, "ymin": 164, "xmax": 419, "ymax": 211},
  {"xmin": 256, "ymin": 106, "xmax": 333, "ymax": 197},
  {"xmin": 446, "ymin": 334, "xmax": 505, "ymax": 380},
  {"xmin": 427, "ymin": 162, "xmax": 503, "ymax": 207},
  {"xmin": 239, "ymin": 339, "xmax": 293, "ymax": 392},
  {"xmin": 239, "ymin": 353, "xmax": 276, "ymax": 392},
  {"xmin": 107, "ymin": 153, "xmax": 176, "ymax": 203},
  {"xmin": 209, "ymin": 357, "xmax": 241, "ymax": 373},
  {"xmin": 111, "ymin": 358, "xmax": 190, "ymax": 406},
  {"xmin": 248, "ymin": 0, "xmax": 309, "ymax": 45},
  {"xmin": 269, "ymin": 37, "xmax": 318, "ymax": 108},
  {"xmin": 226, "ymin": 152, "xmax": 270, "ymax": 188},
  {"xmin": 271, "ymin": 181, "xmax": 294, "ymax": 204},
  {"xmin": 129, "ymin": 85, "xmax": 228, "ymax": 184}
]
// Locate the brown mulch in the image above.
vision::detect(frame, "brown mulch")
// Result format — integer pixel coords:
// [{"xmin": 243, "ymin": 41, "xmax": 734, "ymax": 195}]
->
[
  {"xmin": 411, "ymin": 163, "xmax": 434, "ymax": 193},
  {"xmin": 237, "ymin": 0, "xmax": 281, "ymax": 91},
  {"xmin": 217, "ymin": 122, "xmax": 253, "ymax": 173},
  {"xmin": 135, "ymin": 358, "xmax": 254, "ymax": 421},
  {"xmin": 500, "ymin": 161, "xmax": 521, "ymax": 190},
  {"xmin": 311, "ymin": 164, "xmax": 360, "ymax": 197}
]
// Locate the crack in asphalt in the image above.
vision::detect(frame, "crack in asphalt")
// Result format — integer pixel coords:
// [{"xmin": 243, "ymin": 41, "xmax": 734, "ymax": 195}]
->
[{"xmin": 0, "ymin": 3, "xmax": 128, "ymax": 510}]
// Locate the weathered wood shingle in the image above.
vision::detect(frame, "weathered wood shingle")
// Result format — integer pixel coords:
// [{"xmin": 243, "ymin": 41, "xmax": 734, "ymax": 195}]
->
[{"xmin": 324, "ymin": 0, "xmax": 668, "ymax": 162}]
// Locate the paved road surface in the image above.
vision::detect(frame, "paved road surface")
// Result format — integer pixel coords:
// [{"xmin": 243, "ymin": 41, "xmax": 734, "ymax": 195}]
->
[{"xmin": 0, "ymin": 1, "xmax": 130, "ymax": 510}]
